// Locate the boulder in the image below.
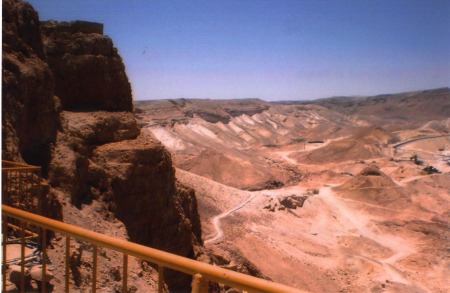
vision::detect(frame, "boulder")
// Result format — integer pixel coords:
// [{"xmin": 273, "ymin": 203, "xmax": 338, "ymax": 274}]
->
[
  {"xmin": 9, "ymin": 265, "xmax": 31, "ymax": 290},
  {"xmin": 29, "ymin": 265, "xmax": 54, "ymax": 282},
  {"xmin": 279, "ymin": 195, "xmax": 309, "ymax": 209}
]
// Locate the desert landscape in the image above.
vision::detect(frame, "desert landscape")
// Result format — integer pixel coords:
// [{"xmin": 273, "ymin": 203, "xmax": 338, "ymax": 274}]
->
[
  {"xmin": 135, "ymin": 90, "xmax": 450, "ymax": 292},
  {"xmin": 2, "ymin": 0, "xmax": 449, "ymax": 292}
]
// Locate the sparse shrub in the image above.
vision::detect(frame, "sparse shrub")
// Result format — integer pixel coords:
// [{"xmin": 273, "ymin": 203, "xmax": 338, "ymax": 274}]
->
[{"xmin": 423, "ymin": 165, "xmax": 440, "ymax": 174}]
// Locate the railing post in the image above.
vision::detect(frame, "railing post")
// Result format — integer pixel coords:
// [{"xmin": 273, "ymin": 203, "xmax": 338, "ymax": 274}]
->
[
  {"xmin": 2, "ymin": 215, "xmax": 7, "ymax": 293},
  {"xmin": 92, "ymin": 245, "xmax": 98, "ymax": 293},
  {"xmin": 41, "ymin": 228, "xmax": 47, "ymax": 293},
  {"xmin": 20, "ymin": 221, "xmax": 26, "ymax": 293},
  {"xmin": 158, "ymin": 265, "xmax": 165, "ymax": 293},
  {"xmin": 122, "ymin": 254, "xmax": 128, "ymax": 293},
  {"xmin": 2, "ymin": 204, "xmax": 309, "ymax": 293},
  {"xmin": 191, "ymin": 273, "xmax": 208, "ymax": 293},
  {"xmin": 65, "ymin": 236, "xmax": 70, "ymax": 293},
  {"xmin": 37, "ymin": 169, "xmax": 42, "ymax": 216}
]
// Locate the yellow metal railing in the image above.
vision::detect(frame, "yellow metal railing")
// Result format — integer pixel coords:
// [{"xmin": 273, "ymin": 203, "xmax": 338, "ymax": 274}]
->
[
  {"xmin": 2, "ymin": 160, "xmax": 42, "ymax": 215},
  {"xmin": 2, "ymin": 205, "xmax": 308, "ymax": 293}
]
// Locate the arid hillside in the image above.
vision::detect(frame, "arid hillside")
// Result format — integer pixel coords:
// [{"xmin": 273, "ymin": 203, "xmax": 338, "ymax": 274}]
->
[
  {"xmin": 307, "ymin": 88, "xmax": 450, "ymax": 130},
  {"xmin": 135, "ymin": 99, "xmax": 356, "ymax": 190},
  {"xmin": 136, "ymin": 90, "xmax": 450, "ymax": 292}
]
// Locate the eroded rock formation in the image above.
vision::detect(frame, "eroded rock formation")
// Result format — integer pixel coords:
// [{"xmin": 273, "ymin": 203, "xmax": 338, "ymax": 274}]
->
[
  {"xmin": 48, "ymin": 111, "xmax": 140, "ymax": 204},
  {"xmin": 40, "ymin": 20, "xmax": 132, "ymax": 111},
  {"xmin": 2, "ymin": 0, "xmax": 60, "ymax": 170},
  {"xmin": 2, "ymin": 0, "xmax": 202, "ymax": 290},
  {"xmin": 90, "ymin": 135, "xmax": 202, "ymax": 288}
]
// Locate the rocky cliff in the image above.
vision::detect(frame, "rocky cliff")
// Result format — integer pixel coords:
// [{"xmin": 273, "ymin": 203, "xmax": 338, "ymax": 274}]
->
[
  {"xmin": 90, "ymin": 135, "xmax": 202, "ymax": 288},
  {"xmin": 2, "ymin": 0, "xmax": 60, "ymax": 170},
  {"xmin": 40, "ymin": 20, "xmax": 132, "ymax": 111},
  {"xmin": 2, "ymin": 0, "xmax": 202, "ymax": 290}
]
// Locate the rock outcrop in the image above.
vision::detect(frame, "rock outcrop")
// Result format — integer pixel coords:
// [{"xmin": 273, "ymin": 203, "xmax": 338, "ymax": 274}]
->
[
  {"xmin": 48, "ymin": 111, "xmax": 140, "ymax": 204},
  {"xmin": 40, "ymin": 20, "xmax": 132, "ymax": 111},
  {"xmin": 49, "ymin": 112, "xmax": 202, "ymax": 289},
  {"xmin": 90, "ymin": 135, "xmax": 202, "ymax": 289},
  {"xmin": 2, "ymin": 0, "xmax": 60, "ymax": 170},
  {"xmin": 39, "ymin": 17, "xmax": 202, "ymax": 289}
]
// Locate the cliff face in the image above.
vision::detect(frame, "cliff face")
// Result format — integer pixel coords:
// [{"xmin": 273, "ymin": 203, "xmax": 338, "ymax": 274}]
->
[
  {"xmin": 40, "ymin": 20, "xmax": 132, "ymax": 111},
  {"xmin": 48, "ymin": 111, "xmax": 201, "ymax": 289},
  {"xmin": 91, "ymin": 136, "xmax": 201, "ymax": 252},
  {"xmin": 90, "ymin": 135, "xmax": 202, "ymax": 288},
  {"xmin": 2, "ymin": 0, "xmax": 60, "ymax": 169},
  {"xmin": 48, "ymin": 111, "xmax": 140, "ymax": 204},
  {"xmin": 2, "ymin": 0, "xmax": 202, "ymax": 290}
]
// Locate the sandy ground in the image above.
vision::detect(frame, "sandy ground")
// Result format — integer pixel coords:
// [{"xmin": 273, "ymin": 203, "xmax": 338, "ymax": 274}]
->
[
  {"xmin": 137, "ymin": 100, "xmax": 450, "ymax": 292},
  {"xmin": 177, "ymin": 133, "xmax": 450, "ymax": 293}
]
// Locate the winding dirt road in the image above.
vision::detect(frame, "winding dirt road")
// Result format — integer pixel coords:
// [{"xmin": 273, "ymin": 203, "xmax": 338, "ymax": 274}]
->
[
  {"xmin": 204, "ymin": 194, "xmax": 255, "ymax": 244},
  {"xmin": 393, "ymin": 134, "xmax": 450, "ymax": 149}
]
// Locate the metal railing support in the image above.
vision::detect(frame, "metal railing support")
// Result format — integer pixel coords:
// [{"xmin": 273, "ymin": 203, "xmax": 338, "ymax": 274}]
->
[
  {"xmin": 92, "ymin": 245, "xmax": 98, "ymax": 293},
  {"xmin": 20, "ymin": 221, "xmax": 25, "ymax": 293},
  {"xmin": 2, "ymin": 215, "xmax": 7, "ymax": 292},
  {"xmin": 7, "ymin": 222, "xmax": 38, "ymax": 238},
  {"xmin": 2, "ymin": 160, "xmax": 42, "ymax": 216},
  {"xmin": 191, "ymin": 273, "xmax": 208, "ymax": 293},
  {"xmin": 2, "ymin": 205, "xmax": 308, "ymax": 293},
  {"xmin": 122, "ymin": 254, "xmax": 128, "ymax": 293},
  {"xmin": 158, "ymin": 265, "xmax": 165, "ymax": 293},
  {"xmin": 42, "ymin": 228, "xmax": 47, "ymax": 293},
  {"xmin": 65, "ymin": 236, "xmax": 70, "ymax": 293}
]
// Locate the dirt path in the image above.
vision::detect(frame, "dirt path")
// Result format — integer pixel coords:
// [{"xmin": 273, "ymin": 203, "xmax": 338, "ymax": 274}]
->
[
  {"xmin": 393, "ymin": 134, "xmax": 450, "ymax": 149},
  {"xmin": 276, "ymin": 151, "xmax": 298, "ymax": 164},
  {"xmin": 204, "ymin": 194, "xmax": 256, "ymax": 244},
  {"xmin": 317, "ymin": 187, "xmax": 416, "ymax": 284}
]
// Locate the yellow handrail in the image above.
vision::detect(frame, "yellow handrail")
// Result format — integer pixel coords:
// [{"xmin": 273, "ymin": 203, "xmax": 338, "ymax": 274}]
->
[
  {"xmin": 2, "ymin": 160, "xmax": 41, "ymax": 171},
  {"xmin": 2, "ymin": 205, "xmax": 308, "ymax": 293}
]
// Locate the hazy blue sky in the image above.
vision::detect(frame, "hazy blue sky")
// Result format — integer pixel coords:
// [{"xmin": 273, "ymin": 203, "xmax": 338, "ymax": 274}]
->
[{"xmin": 27, "ymin": 0, "xmax": 450, "ymax": 101}]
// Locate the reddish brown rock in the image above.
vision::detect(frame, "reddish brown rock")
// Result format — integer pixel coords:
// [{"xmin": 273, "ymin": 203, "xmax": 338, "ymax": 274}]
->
[
  {"xmin": 3, "ymin": 1, "xmax": 203, "ymax": 291},
  {"xmin": 61, "ymin": 111, "xmax": 140, "ymax": 144},
  {"xmin": 40, "ymin": 20, "xmax": 132, "ymax": 111},
  {"xmin": 90, "ymin": 134, "xmax": 202, "ymax": 289},
  {"xmin": 48, "ymin": 111, "xmax": 140, "ymax": 204},
  {"xmin": 2, "ymin": 0, "xmax": 60, "ymax": 170}
]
